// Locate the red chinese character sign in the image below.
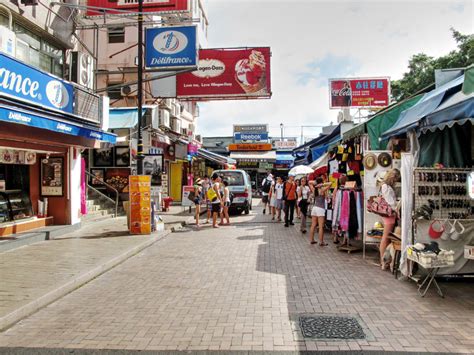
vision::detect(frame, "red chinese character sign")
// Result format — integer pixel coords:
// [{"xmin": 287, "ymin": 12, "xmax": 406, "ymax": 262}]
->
[
  {"xmin": 85, "ymin": 0, "xmax": 189, "ymax": 17},
  {"xmin": 176, "ymin": 48, "xmax": 272, "ymax": 100},
  {"xmin": 329, "ymin": 77, "xmax": 390, "ymax": 108}
]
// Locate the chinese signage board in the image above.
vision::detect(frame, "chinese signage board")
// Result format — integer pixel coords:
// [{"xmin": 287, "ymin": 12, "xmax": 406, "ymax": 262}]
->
[
  {"xmin": 0, "ymin": 53, "xmax": 74, "ymax": 115},
  {"xmin": 41, "ymin": 157, "xmax": 63, "ymax": 196},
  {"xmin": 259, "ymin": 162, "xmax": 274, "ymax": 170},
  {"xmin": 85, "ymin": 0, "xmax": 189, "ymax": 17},
  {"xmin": 329, "ymin": 77, "xmax": 390, "ymax": 108},
  {"xmin": 177, "ymin": 48, "xmax": 271, "ymax": 100},
  {"xmin": 228, "ymin": 143, "xmax": 273, "ymax": 151},
  {"xmin": 275, "ymin": 140, "xmax": 298, "ymax": 149},
  {"xmin": 129, "ymin": 175, "xmax": 151, "ymax": 235},
  {"xmin": 234, "ymin": 124, "xmax": 268, "ymax": 133},
  {"xmin": 234, "ymin": 132, "xmax": 268, "ymax": 142},
  {"xmin": 237, "ymin": 161, "xmax": 259, "ymax": 169},
  {"xmin": 145, "ymin": 26, "xmax": 197, "ymax": 70}
]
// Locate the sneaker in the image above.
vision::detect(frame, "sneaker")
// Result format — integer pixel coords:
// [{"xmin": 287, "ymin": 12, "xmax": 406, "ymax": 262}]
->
[{"xmin": 284, "ymin": 223, "xmax": 289, "ymax": 227}]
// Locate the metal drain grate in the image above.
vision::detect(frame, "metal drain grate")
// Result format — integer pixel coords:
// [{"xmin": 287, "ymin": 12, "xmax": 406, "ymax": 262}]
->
[{"xmin": 299, "ymin": 315, "xmax": 366, "ymax": 340}]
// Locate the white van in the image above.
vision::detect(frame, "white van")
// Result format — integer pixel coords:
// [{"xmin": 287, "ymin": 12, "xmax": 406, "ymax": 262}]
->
[{"xmin": 212, "ymin": 169, "xmax": 253, "ymax": 214}]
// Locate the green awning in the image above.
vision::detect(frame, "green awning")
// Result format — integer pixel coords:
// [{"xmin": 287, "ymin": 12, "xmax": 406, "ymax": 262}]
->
[
  {"xmin": 367, "ymin": 95, "xmax": 423, "ymax": 150},
  {"xmin": 462, "ymin": 64, "xmax": 474, "ymax": 95},
  {"xmin": 342, "ymin": 122, "xmax": 366, "ymax": 141}
]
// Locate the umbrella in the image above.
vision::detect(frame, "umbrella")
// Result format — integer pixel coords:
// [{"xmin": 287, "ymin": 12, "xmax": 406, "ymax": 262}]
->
[{"xmin": 288, "ymin": 165, "xmax": 314, "ymax": 177}]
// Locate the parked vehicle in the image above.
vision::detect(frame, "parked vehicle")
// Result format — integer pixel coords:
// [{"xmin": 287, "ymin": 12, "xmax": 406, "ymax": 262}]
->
[{"xmin": 212, "ymin": 169, "xmax": 253, "ymax": 214}]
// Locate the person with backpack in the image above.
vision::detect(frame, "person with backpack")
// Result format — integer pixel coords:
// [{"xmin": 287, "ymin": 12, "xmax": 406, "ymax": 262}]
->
[
  {"xmin": 283, "ymin": 174, "xmax": 297, "ymax": 227},
  {"xmin": 261, "ymin": 173, "xmax": 273, "ymax": 214},
  {"xmin": 208, "ymin": 173, "xmax": 222, "ymax": 228}
]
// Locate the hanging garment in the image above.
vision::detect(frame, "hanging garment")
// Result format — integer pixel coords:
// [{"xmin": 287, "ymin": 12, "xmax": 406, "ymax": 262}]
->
[
  {"xmin": 80, "ymin": 158, "xmax": 87, "ymax": 215},
  {"xmin": 339, "ymin": 190, "xmax": 350, "ymax": 231},
  {"xmin": 332, "ymin": 189, "xmax": 342, "ymax": 230},
  {"xmin": 348, "ymin": 191, "xmax": 359, "ymax": 239},
  {"xmin": 356, "ymin": 191, "xmax": 364, "ymax": 235}
]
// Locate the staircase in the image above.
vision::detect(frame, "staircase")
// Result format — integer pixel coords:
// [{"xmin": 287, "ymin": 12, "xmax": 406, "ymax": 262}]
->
[{"xmin": 83, "ymin": 188, "xmax": 124, "ymax": 224}]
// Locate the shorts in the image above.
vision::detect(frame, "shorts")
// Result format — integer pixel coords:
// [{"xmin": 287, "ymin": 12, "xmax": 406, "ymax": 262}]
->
[
  {"xmin": 211, "ymin": 203, "xmax": 221, "ymax": 214},
  {"xmin": 262, "ymin": 195, "xmax": 269, "ymax": 203},
  {"xmin": 224, "ymin": 201, "xmax": 231, "ymax": 207},
  {"xmin": 382, "ymin": 215, "xmax": 396, "ymax": 225},
  {"xmin": 194, "ymin": 198, "xmax": 201, "ymax": 205},
  {"xmin": 275, "ymin": 199, "xmax": 283, "ymax": 210},
  {"xmin": 311, "ymin": 206, "xmax": 326, "ymax": 217}
]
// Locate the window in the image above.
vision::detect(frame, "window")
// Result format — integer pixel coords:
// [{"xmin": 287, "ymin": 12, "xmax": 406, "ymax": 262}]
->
[
  {"xmin": 108, "ymin": 27, "xmax": 125, "ymax": 43},
  {"xmin": 107, "ymin": 83, "xmax": 123, "ymax": 100}
]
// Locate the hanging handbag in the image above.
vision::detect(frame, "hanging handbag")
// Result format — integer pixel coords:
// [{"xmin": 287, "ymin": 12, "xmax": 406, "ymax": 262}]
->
[{"xmin": 367, "ymin": 195, "xmax": 395, "ymax": 217}]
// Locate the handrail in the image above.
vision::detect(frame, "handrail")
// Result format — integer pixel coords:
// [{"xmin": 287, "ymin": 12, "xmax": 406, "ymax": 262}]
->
[{"xmin": 85, "ymin": 170, "xmax": 119, "ymax": 218}]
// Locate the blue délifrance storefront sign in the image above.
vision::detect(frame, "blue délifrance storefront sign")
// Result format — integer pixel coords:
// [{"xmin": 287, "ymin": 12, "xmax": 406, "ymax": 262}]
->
[
  {"xmin": 0, "ymin": 53, "xmax": 74, "ymax": 115},
  {"xmin": 234, "ymin": 133, "xmax": 269, "ymax": 142},
  {"xmin": 145, "ymin": 26, "xmax": 197, "ymax": 69},
  {"xmin": 0, "ymin": 106, "xmax": 116, "ymax": 144}
]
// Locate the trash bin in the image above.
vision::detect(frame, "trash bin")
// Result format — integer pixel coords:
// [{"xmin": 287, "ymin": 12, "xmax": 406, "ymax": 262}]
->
[{"xmin": 162, "ymin": 197, "xmax": 173, "ymax": 212}]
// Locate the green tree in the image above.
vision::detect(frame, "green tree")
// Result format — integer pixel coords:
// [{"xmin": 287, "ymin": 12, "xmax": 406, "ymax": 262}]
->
[{"xmin": 391, "ymin": 29, "xmax": 474, "ymax": 101}]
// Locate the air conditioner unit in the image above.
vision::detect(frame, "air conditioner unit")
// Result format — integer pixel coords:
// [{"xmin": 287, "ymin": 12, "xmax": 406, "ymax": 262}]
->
[
  {"xmin": 121, "ymin": 84, "xmax": 138, "ymax": 96},
  {"xmin": 70, "ymin": 51, "xmax": 94, "ymax": 89},
  {"xmin": 171, "ymin": 118, "xmax": 181, "ymax": 133},
  {"xmin": 0, "ymin": 26, "xmax": 16, "ymax": 56},
  {"xmin": 158, "ymin": 109, "xmax": 170, "ymax": 129}
]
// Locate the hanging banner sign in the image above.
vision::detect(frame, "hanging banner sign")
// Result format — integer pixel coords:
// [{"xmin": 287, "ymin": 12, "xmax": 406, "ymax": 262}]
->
[
  {"xmin": 233, "ymin": 124, "xmax": 268, "ymax": 133},
  {"xmin": 145, "ymin": 26, "xmax": 197, "ymax": 70},
  {"xmin": 228, "ymin": 143, "xmax": 273, "ymax": 151},
  {"xmin": 275, "ymin": 140, "xmax": 298, "ymax": 149},
  {"xmin": 85, "ymin": 0, "xmax": 190, "ymax": 17},
  {"xmin": 0, "ymin": 53, "xmax": 74, "ymax": 115},
  {"xmin": 234, "ymin": 133, "xmax": 268, "ymax": 142},
  {"xmin": 329, "ymin": 77, "xmax": 390, "ymax": 108},
  {"xmin": 177, "ymin": 47, "xmax": 272, "ymax": 100}
]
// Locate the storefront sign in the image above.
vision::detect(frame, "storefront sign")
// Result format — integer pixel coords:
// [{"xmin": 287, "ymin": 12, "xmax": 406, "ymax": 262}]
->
[
  {"xmin": 86, "ymin": 0, "xmax": 190, "ymax": 17},
  {"xmin": 259, "ymin": 162, "xmax": 274, "ymax": 170},
  {"xmin": 234, "ymin": 133, "xmax": 268, "ymax": 142},
  {"xmin": 329, "ymin": 77, "xmax": 390, "ymax": 108},
  {"xmin": 182, "ymin": 185, "xmax": 194, "ymax": 207},
  {"xmin": 237, "ymin": 161, "xmax": 259, "ymax": 169},
  {"xmin": 188, "ymin": 143, "xmax": 199, "ymax": 155},
  {"xmin": 275, "ymin": 140, "xmax": 298, "ymax": 149},
  {"xmin": 41, "ymin": 157, "xmax": 64, "ymax": 196},
  {"xmin": 228, "ymin": 143, "xmax": 272, "ymax": 151},
  {"xmin": 0, "ymin": 106, "xmax": 116, "ymax": 143},
  {"xmin": 129, "ymin": 175, "xmax": 151, "ymax": 235},
  {"xmin": 0, "ymin": 149, "xmax": 36, "ymax": 165},
  {"xmin": 0, "ymin": 53, "xmax": 74, "ymax": 115},
  {"xmin": 145, "ymin": 26, "xmax": 197, "ymax": 69},
  {"xmin": 177, "ymin": 48, "xmax": 271, "ymax": 100},
  {"xmin": 234, "ymin": 124, "xmax": 268, "ymax": 133},
  {"xmin": 175, "ymin": 143, "xmax": 187, "ymax": 159}
]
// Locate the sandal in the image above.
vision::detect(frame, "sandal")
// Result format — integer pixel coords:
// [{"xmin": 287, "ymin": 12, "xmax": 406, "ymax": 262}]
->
[
  {"xmin": 310, "ymin": 241, "xmax": 317, "ymax": 244},
  {"xmin": 319, "ymin": 242, "xmax": 328, "ymax": 247}
]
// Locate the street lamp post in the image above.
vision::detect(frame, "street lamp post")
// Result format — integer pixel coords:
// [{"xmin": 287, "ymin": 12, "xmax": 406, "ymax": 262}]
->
[
  {"xmin": 136, "ymin": 0, "xmax": 144, "ymax": 175},
  {"xmin": 280, "ymin": 123, "xmax": 283, "ymax": 141}
]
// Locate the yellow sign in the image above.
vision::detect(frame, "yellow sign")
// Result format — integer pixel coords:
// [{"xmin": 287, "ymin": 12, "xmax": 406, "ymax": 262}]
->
[
  {"xmin": 129, "ymin": 175, "xmax": 151, "ymax": 235},
  {"xmin": 228, "ymin": 143, "xmax": 272, "ymax": 151}
]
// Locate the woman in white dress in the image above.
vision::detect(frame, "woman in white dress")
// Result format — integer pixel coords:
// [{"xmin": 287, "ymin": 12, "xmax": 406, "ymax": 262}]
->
[{"xmin": 269, "ymin": 180, "xmax": 277, "ymax": 220}]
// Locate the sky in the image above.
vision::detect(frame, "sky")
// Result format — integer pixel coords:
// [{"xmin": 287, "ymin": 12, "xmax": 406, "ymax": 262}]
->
[{"xmin": 196, "ymin": 0, "xmax": 473, "ymax": 141}]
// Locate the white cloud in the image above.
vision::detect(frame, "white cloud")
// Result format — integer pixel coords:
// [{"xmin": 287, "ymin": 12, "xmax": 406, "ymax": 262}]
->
[{"xmin": 198, "ymin": 0, "xmax": 473, "ymax": 139}]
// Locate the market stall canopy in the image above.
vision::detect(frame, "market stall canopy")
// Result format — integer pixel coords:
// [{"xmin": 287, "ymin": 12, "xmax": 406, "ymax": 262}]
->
[
  {"xmin": 462, "ymin": 64, "xmax": 474, "ymax": 95},
  {"xmin": 275, "ymin": 153, "xmax": 295, "ymax": 166},
  {"xmin": 109, "ymin": 108, "xmax": 145, "ymax": 129},
  {"xmin": 197, "ymin": 148, "xmax": 236, "ymax": 165},
  {"xmin": 229, "ymin": 150, "xmax": 276, "ymax": 162},
  {"xmin": 309, "ymin": 152, "xmax": 328, "ymax": 169},
  {"xmin": 381, "ymin": 74, "xmax": 464, "ymax": 140}
]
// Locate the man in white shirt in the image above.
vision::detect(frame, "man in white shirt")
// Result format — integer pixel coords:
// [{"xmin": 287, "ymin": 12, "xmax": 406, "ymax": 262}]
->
[{"xmin": 261, "ymin": 173, "xmax": 273, "ymax": 214}]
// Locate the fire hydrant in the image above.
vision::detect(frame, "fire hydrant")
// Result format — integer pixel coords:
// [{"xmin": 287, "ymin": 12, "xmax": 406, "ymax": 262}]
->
[{"xmin": 162, "ymin": 197, "xmax": 173, "ymax": 212}]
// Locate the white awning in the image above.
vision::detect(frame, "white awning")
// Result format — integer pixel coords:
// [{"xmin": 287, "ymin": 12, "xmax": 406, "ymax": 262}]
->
[
  {"xmin": 230, "ymin": 151, "xmax": 276, "ymax": 162},
  {"xmin": 309, "ymin": 152, "xmax": 328, "ymax": 169}
]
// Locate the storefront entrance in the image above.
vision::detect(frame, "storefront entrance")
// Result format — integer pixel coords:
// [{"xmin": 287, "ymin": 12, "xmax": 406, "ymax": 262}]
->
[{"xmin": 170, "ymin": 162, "xmax": 183, "ymax": 202}]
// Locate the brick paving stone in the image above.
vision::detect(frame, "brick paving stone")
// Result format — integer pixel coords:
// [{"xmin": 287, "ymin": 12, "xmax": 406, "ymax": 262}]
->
[{"xmin": 0, "ymin": 201, "xmax": 473, "ymax": 352}]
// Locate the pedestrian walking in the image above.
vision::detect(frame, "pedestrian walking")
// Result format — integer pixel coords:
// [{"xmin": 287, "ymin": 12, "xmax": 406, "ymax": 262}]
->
[
  {"xmin": 269, "ymin": 179, "xmax": 277, "ymax": 220},
  {"xmin": 378, "ymin": 168, "xmax": 401, "ymax": 270},
  {"xmin": 202, "ymin": 175, "xmax": 211, "ymax": 224},
  {"xmin": 309, "ymin": 178, "xmax": 332, "ymax": 245},
  {"xmin": 297, "ymin": 177, "xmax": 310, "ymax": 233},
  {"xmin": 208, "ymin": 173, "xmax": 222, "ymax": 228},
  {"xmin": 283, "ymin": 175, "xmax": 297, "ymax": 227},
  {"xmin": 273, "ymin": 176, "xmax": 284, "ymax": 222},
  {"xmin": 220, "ymin": 180, "xmax": 231, "ymax": 225},
  {"xmin": 295, "ymin": 179, "xmax": 301, "ymax": 219},
  {"xmin": 193, "ymin": 178, "xmax": 203, "ymax": 228},
  {"xmin": 261, "ymin": 172, "xmax": 273, "ymax": 214}
]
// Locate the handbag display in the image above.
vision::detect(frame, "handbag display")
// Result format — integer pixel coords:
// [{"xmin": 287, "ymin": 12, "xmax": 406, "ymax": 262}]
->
[{"xmin": 367, "ymin": 195, "xmax": 395, "ymax": 217}]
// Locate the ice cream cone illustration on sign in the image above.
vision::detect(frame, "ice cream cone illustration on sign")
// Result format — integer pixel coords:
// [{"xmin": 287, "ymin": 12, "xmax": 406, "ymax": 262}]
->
[{"xmin": 235, "ymin": 50, "xmax": 267, "ymax": 95}]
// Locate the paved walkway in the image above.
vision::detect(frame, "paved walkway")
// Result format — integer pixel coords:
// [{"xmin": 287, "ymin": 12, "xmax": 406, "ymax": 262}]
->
[{"xmin": 0, "ymin": 202, "xmax": 473, "ymax": 352}]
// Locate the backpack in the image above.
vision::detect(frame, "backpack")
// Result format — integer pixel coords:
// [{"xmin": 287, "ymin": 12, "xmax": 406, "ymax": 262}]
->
[
  {"xmin": 207, "ymin": 187, "xmax": 217, "ymax": 202},
  {"xmin": 262, "ymin": 179, "xmax": 272, "ymax": 193}
]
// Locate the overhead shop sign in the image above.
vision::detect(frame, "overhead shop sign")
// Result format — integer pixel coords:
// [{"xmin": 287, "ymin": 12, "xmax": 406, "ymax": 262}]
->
[
  {"xmin": 234, "ymin": 132, "xmax": 268, "ymax": 142},
  {"xmin": 85, "ymin": 0, "xmax": 190, "ymax": 17},
  {"xmin": 176, "ymin": 47, "xmax": 271, "ymax": 100},
  {"xmin": 0, "ymin": 106, "xmax": 116, "ymax": 144},
  {"xmin": 0, "ymin": 53, "xmax": 74, "ymax": 115},
  {"xmin": 145, "ymin": 26, "xmax": 197, "ymax": 70},
  {"xmin": 275, "ymin": 140, "xmax": 298, "ymax": 149},
  {"xmin": 228, "ymin": 143, "xmax": 272, "ymax": 151},
  {"xmin": 234, "ymin": 124, "xmax": 268, "ymax": 133},
  {"xmin": 329, "ymin": 77, "xmax": 390, "ymax": 108}
]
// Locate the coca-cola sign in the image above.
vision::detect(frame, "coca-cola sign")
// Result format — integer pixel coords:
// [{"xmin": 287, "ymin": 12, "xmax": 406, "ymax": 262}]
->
[
  {"xmin": 176, "ymin": 47, "xmax": 272, "ymax": 100},
  {"xmin": 329, "ymin": 77, "xmax": 390, "ymax": 108}
]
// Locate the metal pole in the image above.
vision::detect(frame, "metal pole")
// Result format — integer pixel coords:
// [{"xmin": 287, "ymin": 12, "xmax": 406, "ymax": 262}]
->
[
  {"xmin": 280, "ymin": 123, "xmax": 283, "ymax": 141},
  {"xmin": 136, "ymin": 0, "xmax": 144, "ymax": 175}
]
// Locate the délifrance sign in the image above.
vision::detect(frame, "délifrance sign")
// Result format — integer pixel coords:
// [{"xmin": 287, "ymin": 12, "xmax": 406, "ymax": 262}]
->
[
  {"xmin": 145, "ymin": 26, "xmax": 197, "ymax": 69},
  {"xmin": 0, "ymin": 53, "xmax": 74, "ymax": 115}
]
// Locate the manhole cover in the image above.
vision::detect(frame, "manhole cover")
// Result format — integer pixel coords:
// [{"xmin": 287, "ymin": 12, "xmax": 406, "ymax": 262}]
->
[{"xmin": 299, "ymin": 315, "xmax": 366, "ymax": 340}]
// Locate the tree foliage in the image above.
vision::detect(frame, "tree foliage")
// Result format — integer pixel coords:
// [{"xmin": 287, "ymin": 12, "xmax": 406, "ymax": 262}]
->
[{"xmin": 391, "ymin": 29, "xmax": 474, "ymax": 101}]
